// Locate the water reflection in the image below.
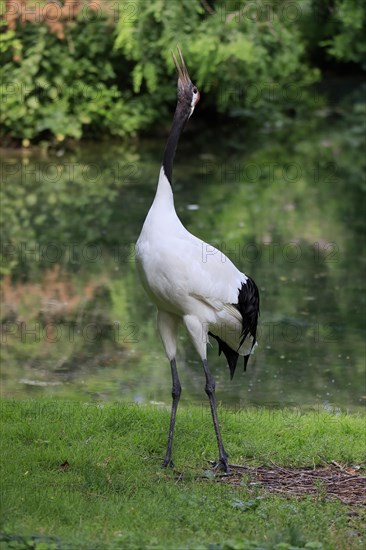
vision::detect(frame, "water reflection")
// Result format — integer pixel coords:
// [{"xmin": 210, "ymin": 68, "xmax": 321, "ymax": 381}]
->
[{"xmin": 1, "ymin": 113, "xmax": 365, "ymax": 411}]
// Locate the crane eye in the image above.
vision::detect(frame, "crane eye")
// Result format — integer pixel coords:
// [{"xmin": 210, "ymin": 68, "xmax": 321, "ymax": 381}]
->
[{"xmin": 193, "ymin": 87, "xmax": 198, "ymax": 94}]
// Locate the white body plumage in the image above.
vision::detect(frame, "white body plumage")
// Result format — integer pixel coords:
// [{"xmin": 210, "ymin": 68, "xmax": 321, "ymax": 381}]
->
[{"xmin": 135, "ymin": 167, "xmax": 254, "ymax": 363}]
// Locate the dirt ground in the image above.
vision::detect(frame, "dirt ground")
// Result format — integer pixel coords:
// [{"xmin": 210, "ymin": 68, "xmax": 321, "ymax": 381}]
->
[{"xmin": 219, "ymin": 462, "xmax": 366, "ymax": 507}]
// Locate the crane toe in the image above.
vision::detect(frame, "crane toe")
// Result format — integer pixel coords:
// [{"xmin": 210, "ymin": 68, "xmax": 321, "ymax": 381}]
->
[
  {"xmin": 211, "ymin": 457, "xmax": 231, "ymax": 474},
  {"xmin": 161, "ymin": 458, "xmax": 175, "ymax": 469}
]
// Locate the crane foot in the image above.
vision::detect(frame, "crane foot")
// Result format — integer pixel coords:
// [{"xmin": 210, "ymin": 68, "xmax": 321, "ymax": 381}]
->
[
  {"xmin": 211, "ymin": 458, "xmax": 231, "ymax": 475},
  {"xmin": 161, "ymin": 458, "xmax": 174, "ymax": 468}
]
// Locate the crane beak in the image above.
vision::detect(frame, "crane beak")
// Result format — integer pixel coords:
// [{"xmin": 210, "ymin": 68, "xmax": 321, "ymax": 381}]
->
[{"xmin": 171, "ymin": 47, "xmax": 191, "ymax": 88}]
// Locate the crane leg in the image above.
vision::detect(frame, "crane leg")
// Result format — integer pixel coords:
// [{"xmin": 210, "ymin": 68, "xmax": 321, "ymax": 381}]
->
[
  {"xmin": 162, "ymin": 358, "xmax": 181, "ymax": 468},
  {"xmin": 202, "ymin": 359, "xmax": 230, "ymax": 473}
]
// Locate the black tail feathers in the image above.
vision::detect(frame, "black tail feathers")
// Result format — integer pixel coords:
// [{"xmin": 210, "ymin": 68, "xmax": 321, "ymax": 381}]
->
[{"xmin": 209, "ymin": 276, "xmax": 260, "ymax": 379}]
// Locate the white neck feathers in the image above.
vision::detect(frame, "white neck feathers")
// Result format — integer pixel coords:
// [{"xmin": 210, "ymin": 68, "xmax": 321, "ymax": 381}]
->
[{"xmin": 153, "ymin": 166, "xmax": 174, "ymax": 208}]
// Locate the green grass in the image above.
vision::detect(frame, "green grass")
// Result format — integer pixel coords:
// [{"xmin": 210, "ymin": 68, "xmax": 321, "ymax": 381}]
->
[{"xmin": 1, "ymin": 400, "xmax": 365, "ymax": 549}]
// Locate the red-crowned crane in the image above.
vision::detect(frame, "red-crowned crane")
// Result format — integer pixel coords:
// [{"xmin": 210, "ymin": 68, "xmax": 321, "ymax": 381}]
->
[{"xmin": 135, "ymin": 48, "xmax": 259, "ymax": 473}]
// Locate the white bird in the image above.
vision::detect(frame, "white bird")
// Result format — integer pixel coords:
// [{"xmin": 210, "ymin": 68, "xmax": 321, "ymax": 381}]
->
[{"xmin": 135, "ymin": 48, "xmax": 259, "ymax": 473}]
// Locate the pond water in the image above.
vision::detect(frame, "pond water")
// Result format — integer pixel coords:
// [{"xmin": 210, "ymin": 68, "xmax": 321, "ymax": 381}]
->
[{"xmin": 1, "ymin": 111, "xmax": 365, "ymax": 412}]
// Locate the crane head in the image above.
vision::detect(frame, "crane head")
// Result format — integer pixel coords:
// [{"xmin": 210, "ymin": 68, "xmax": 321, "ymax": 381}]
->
[{"xmin": 171, "ymin": 47, "xmax": 200, "ymax": 119}]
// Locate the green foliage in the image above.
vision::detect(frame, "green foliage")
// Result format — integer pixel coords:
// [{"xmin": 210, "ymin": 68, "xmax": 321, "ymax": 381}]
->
[
  {"xmin": 115, "ymin": 0, "xmax": 204, "ymax": 94},
  {"xmin": 321, "ymin": 0, "xmax": 366, "ymax": 65},
  {"xmin": 115, "ymin": 0, "xmax": 320, "ymax": 120},
  {"xmin": 1, "ymin": 1, "xmax": 366, "ymax": 143},
  {"xmin": 0, "ymin": 12, "xmax": 153, "ymax": 144}
]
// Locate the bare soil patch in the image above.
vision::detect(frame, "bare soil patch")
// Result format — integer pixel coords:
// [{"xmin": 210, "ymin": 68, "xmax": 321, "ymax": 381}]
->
[{"xmin": 220, "ymin": 462, "xmax": 366, "ymax": 506}]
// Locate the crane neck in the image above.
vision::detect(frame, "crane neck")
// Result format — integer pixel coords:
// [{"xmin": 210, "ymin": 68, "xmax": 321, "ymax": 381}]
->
[{"xmin": 162, "ymin": 105, "xmax": 189, "ymax": 184}]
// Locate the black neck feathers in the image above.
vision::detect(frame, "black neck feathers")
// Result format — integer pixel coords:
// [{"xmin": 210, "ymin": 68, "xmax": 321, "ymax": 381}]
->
[{"xmin": 162, "ymin": 105, "xmax": 189, "ymax": 184}]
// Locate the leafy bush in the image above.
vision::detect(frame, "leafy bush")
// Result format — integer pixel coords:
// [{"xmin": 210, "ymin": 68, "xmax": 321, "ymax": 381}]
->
[
  {"xmin": 315, "ymin": 0, "xmax": 366, "ymax": 65},
  {"xmin": 1, "ymin": 0, "xmax": 365, "ymax": 143},
  {"xmin": 0, "ymin": 8, "xmax": 154, "ymax": 144},
  {"xmin": 115, "ymin": 0, "xmax": 320, "ymax": 120}
]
